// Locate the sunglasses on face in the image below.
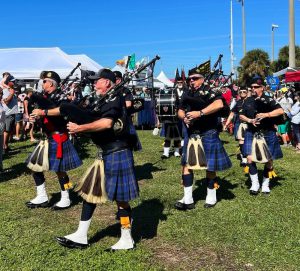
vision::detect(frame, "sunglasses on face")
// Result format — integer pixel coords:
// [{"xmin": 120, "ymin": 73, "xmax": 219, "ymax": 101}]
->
[
  {"xmin": 251, "ymin": 85, "xmax": 261, "ymax": 89},
  {"xmin": 43, "ymin": 80, "xmax": 49, "ymax": 84},
  {"xmin": 189, "ymin": 77, "xmax": 202, "ymax": 81},
  {"xmin": 239, "ymin": 90, "xmax": 247, "ymax": 94}
]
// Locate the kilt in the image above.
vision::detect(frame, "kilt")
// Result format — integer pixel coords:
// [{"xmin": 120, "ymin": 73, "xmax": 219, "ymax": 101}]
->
[
  {"xmin": 181, "ymin": 129, "xmax": 232, "ymax": 171},
  {"xmin": 233, "ymin": 119, "xmax": 240, "ymax": 140},
  {"xmin": 103, "ymin": 149, "xmax": 139, "ymax": 202},
  {"xmin": 243, "ymin": 130, "xmax": 283, "ymax": 160},
  {"xmin": 160, "ymin": 123, "xmax": 181, "ymax": 141},
  {"xmin": 26, "ymin": 137, "xmax": 82, "ymax": 172},
  {"xmin": 129, "ymin": 121, "xmax": 142, "ymax": 151}
]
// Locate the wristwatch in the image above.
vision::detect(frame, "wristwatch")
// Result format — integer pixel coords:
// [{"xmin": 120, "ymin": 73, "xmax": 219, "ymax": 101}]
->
[{"xmin": 200, "ymin": 110, "xmax": 204, "ymax": 117}]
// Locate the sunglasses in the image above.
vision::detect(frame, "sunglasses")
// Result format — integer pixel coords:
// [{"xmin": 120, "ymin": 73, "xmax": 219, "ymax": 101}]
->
[
  {"xmin": 43, "ymin": 80, "xmax": 49, "ymax": 84},
  {"xmin": 239, "ymin": 90, "xmax": 247, "ymax": 94},
  {"xmin": 251, "ymin": 85, "xmax": 261, "ymax": 89},
  {"xmin": 189, "ymin": 77, "xmax": 202, "ymax": 81}
]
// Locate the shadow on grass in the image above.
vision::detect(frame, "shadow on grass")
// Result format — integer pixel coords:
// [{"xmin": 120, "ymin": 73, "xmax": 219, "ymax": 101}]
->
[
  {"xmin": 135, "ymin": 162, "xmax": 165, "ymax": 181},
  {"xmin": 244, "ymin": 170, "xmax": 285, "ymax": 190},
  {"xmin": 89, "ymin": 199, "xmax": 166, "ymax": 245},
  {"xmin": 193, "ymin": 177, "xmax": 237, "ymax": 204},
  {"xmin": 0, "ymin": 162, "xmax": 31, "ymax": 183}
]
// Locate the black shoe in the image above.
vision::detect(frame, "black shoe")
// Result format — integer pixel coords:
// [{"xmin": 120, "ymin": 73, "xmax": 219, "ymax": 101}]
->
[
  {"xmin": 104, "ymin": 247, "xmax": 135, "ymax": 252},
  {"xmin": 204, "ymin": 203, "xmax": 216, "ymax": 208},
  {"xmin": 161, "ymin": 154, "xmax": 169, "ymax": 159},
  {"xmin": 25, "ymin": 201, "xmax": 49, "ymax": 208},
  {"xmin": 249, "ymin": 190, "xmax": 259, "ymax": 196},
  {"xmin": 56, "ymin": 237, "xmax": 89, "ymax": 249},
  {"xmin": 174, "ymin": 201, "xmax": 195, "ymax": 211},
  {"xmin": 51, "ymin": 204, "xmax": 71, "ymax": 211}
]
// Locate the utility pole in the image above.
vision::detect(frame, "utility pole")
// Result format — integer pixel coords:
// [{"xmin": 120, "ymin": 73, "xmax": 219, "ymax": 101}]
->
[
  {"xmin": 238, "ymin": 0, "xmax": 246, "ymax": 56},
  {"xmin": 230, "ymin": 0, "xmax": 234, "ymax": 74},
  {"xmin": 271, "ymin": 24, "xmax": 279, "ymax": 62},
  {"xmin": 289, "ymin": 0, "xmax": 295, "ymax": 67}
]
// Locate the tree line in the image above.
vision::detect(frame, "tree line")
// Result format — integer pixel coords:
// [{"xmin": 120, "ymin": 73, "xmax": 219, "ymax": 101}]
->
[{"xmin": 237, "ymin": 45, "xmax": 300, "ymax": 86}]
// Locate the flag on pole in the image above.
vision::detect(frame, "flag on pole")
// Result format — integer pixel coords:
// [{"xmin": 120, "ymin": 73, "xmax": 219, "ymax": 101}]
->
[
  {"xmin": 128, "ymin": 53, "xmax": 136, "ymax": 70},
  {"xmin": 196, "ymin": 60, "xmax": 211, "ymax": 77}
]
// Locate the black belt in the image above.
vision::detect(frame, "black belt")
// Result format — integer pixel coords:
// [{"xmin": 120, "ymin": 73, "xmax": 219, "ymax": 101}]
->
[{"xmin": 100, "ymin": 140, "xmax": 129, "ymax": 155}]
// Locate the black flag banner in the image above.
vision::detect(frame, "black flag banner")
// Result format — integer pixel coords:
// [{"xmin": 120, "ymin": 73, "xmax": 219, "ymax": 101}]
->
[{"xmin": 195, "ymin": 60, "xmax": 211, "ymax": 77}]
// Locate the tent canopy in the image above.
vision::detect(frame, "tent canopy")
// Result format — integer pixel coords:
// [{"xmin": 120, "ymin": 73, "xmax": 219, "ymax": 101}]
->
[
  {"xmin": 286, "ymin": 70, "xmax": 300, "ymax": 82},
  {"xmin": 69, "ymin": 54, "xmax": 103, "ymax": 72},
  {"xmin": 0, "ymin": 47, "xmax": 81, "ymax": 79},
  {"xmin": 273, "ymin": 67, "xmax": 298, "ymax": 77},
  {"xmin": 273, "ymin": 67, "xmax": 300, "ymax": 82},
  {"xmin": 156, "ymin": 71, "xmax": 173, "ymax": 87}
]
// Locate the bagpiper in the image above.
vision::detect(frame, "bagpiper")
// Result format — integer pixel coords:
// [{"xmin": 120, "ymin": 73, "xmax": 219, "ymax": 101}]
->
[
  {"xmin": 239, "ymin": 76, "xmax": 284, "ymax": 195},
  {"xmin": 26, "ymin": 71, "xmax": 82, "ymax": 210},
  {"xmin": 175, "ymin": 67, "xmax": 232, "ymax": 210}
]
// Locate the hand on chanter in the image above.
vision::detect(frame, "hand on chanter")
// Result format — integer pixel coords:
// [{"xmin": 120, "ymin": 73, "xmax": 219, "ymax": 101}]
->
[
  {"xmin": 32, "ymin": 109, "xmax": 44, "ymax": 117},
  {"xmin": 256, "ymin": 113, "xmax": 269, "ymax": 120},
  {"xmin": 183, "ymin": 116, "xmax": 190, "ymax": 126},
  {"xmin": 67, "ymin": 121, "xmax": 80, "ymax": 134},
  {"xmin": 186, "ymin": 111, "xmax": 200, "ymax": 120}
]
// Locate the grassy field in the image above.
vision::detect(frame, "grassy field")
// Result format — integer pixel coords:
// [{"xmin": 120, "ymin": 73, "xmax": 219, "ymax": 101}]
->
[{"xmin": 0, "ymin": 131, "xmax": 300, "ymax": 271}]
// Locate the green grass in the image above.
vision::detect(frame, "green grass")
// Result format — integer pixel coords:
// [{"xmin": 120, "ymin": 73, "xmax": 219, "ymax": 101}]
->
[{"xmin": 1, "ymin": 131, "xmax": 300, "ymax": 271}]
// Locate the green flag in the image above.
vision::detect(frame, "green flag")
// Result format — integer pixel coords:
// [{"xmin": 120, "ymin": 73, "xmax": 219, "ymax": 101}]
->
[{"xmin": 128, "ymin": 54, "xmax": 136, "ymax": 70}]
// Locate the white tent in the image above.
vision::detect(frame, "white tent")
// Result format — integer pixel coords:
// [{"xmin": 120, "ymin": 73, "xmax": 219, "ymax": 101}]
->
[
  {"xmin": 0, "ymin": 47, "xmax": 81, "ymax": 79},
  {"xmin": 69, "ymin": 54, "xmax": 103, "ymax": 72},
  {"xmin": 156, "ymin": 71, "xmax": 173, "ymax": 87},
  {"xmin": 112, "ymin": 64, "xmax": 126, "ymax": 75},
  {"xmin": 153, "ymin": 78, "xmax": 165, "ymax": 89}
]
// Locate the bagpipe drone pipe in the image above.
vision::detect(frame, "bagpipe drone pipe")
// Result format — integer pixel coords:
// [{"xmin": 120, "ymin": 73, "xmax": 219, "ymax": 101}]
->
[{"xmin": 59, "ymin": 55, "xmax": 161, "ymax": 129}]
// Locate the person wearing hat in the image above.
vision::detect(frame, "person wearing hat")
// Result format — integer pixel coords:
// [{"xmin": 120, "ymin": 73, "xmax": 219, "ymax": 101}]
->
[
  {"xmin": 174, "ymin": 67, "xmax": 232, "ymax": 210},
  {"xmin": 1, "ymin": 80, "xmax": 18, "ymax": 154},
  {"xmin": 174, "ymin": 74, "xmax": 189, "ymax": 148},
  {"xmin": 114, "ymin": 70, "xmax": 142, "ymax": 151},
  {"xmin": 26, "ymin": 71, "xmax": 82, "ymax": 210},
  {"xmin": 224, "ymin": 86, "xmax": 250, "ymax": 167},
  {"xmin": 40, "ymin": 68, "xmax": 138, "ymax": 250},
  {"xmin": 239, "ymin": 75, "xmax": 284, "ymax": 195}
]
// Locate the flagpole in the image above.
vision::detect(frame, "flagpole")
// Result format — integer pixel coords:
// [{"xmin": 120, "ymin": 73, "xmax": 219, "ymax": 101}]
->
[{"xmin": 230, "ymin": 0, "xmax": 234, "ymax": 74}]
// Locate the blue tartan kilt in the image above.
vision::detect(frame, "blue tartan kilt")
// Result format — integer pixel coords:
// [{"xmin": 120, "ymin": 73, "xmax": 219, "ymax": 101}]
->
[
  {"xmin": 181, "ymin": 129, "xmax": 232, "ymax": 171},
  {"xmin": 243, "ymin": 130, "xmax": 283, "ymax": 160},
  {"xmin": 129, "ymin": 122, "xmax": 142, "ymax": 151},
  {"xmin": 48, "ymin": 137, "xmax": 82, "ymax": 172},
  {"xmin": 233, "ymin": 119, "xmax": 240, "ymax": 140},
  {"xmin": 103, "ymin": 149, "xmax": 139, "ymax": 202}
]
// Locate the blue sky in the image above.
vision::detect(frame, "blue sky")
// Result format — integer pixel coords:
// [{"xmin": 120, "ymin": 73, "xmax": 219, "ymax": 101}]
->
[{"xmin": 1, "ymin": 0, "xmax": 299, "ymax": 78}]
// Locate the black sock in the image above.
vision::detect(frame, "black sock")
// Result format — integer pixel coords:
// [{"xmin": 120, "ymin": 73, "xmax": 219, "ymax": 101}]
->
[
  {"xmin": 81, "ymin": 201, "xmax": 96, "ymax": 221},
  {"xmin": 33, "ymin": 172, "xmax": 45, "ymax": 186},
  {"xmin": 182, "ymin": 173, "xmax": 193, "ymax": 187}
]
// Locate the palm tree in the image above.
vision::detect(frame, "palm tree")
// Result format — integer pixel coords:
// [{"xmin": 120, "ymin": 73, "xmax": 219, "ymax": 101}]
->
[
  {"xmin": 271, "ymin": 45, "xmax": 300, "ymax": 72},
  {"xmin": 238, "ymin": 49, "xmax": 270, "ymax": 86}
]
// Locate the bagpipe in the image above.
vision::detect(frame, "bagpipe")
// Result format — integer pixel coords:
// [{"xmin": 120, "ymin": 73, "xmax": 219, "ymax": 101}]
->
[
  {"xmin": 204, "ymin": 54, "xmax": 223, "ymax": 84},
  {"xmin": 59, "ymin": 55, "xmax": 161, "ymax": 130},
  {"xmin": 60, "ymin": 62, "xmax": 81, "ymax": 88},
  {"xmin": 129, "ymin": 95, "xmax": 145, "ymax": 114}
]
